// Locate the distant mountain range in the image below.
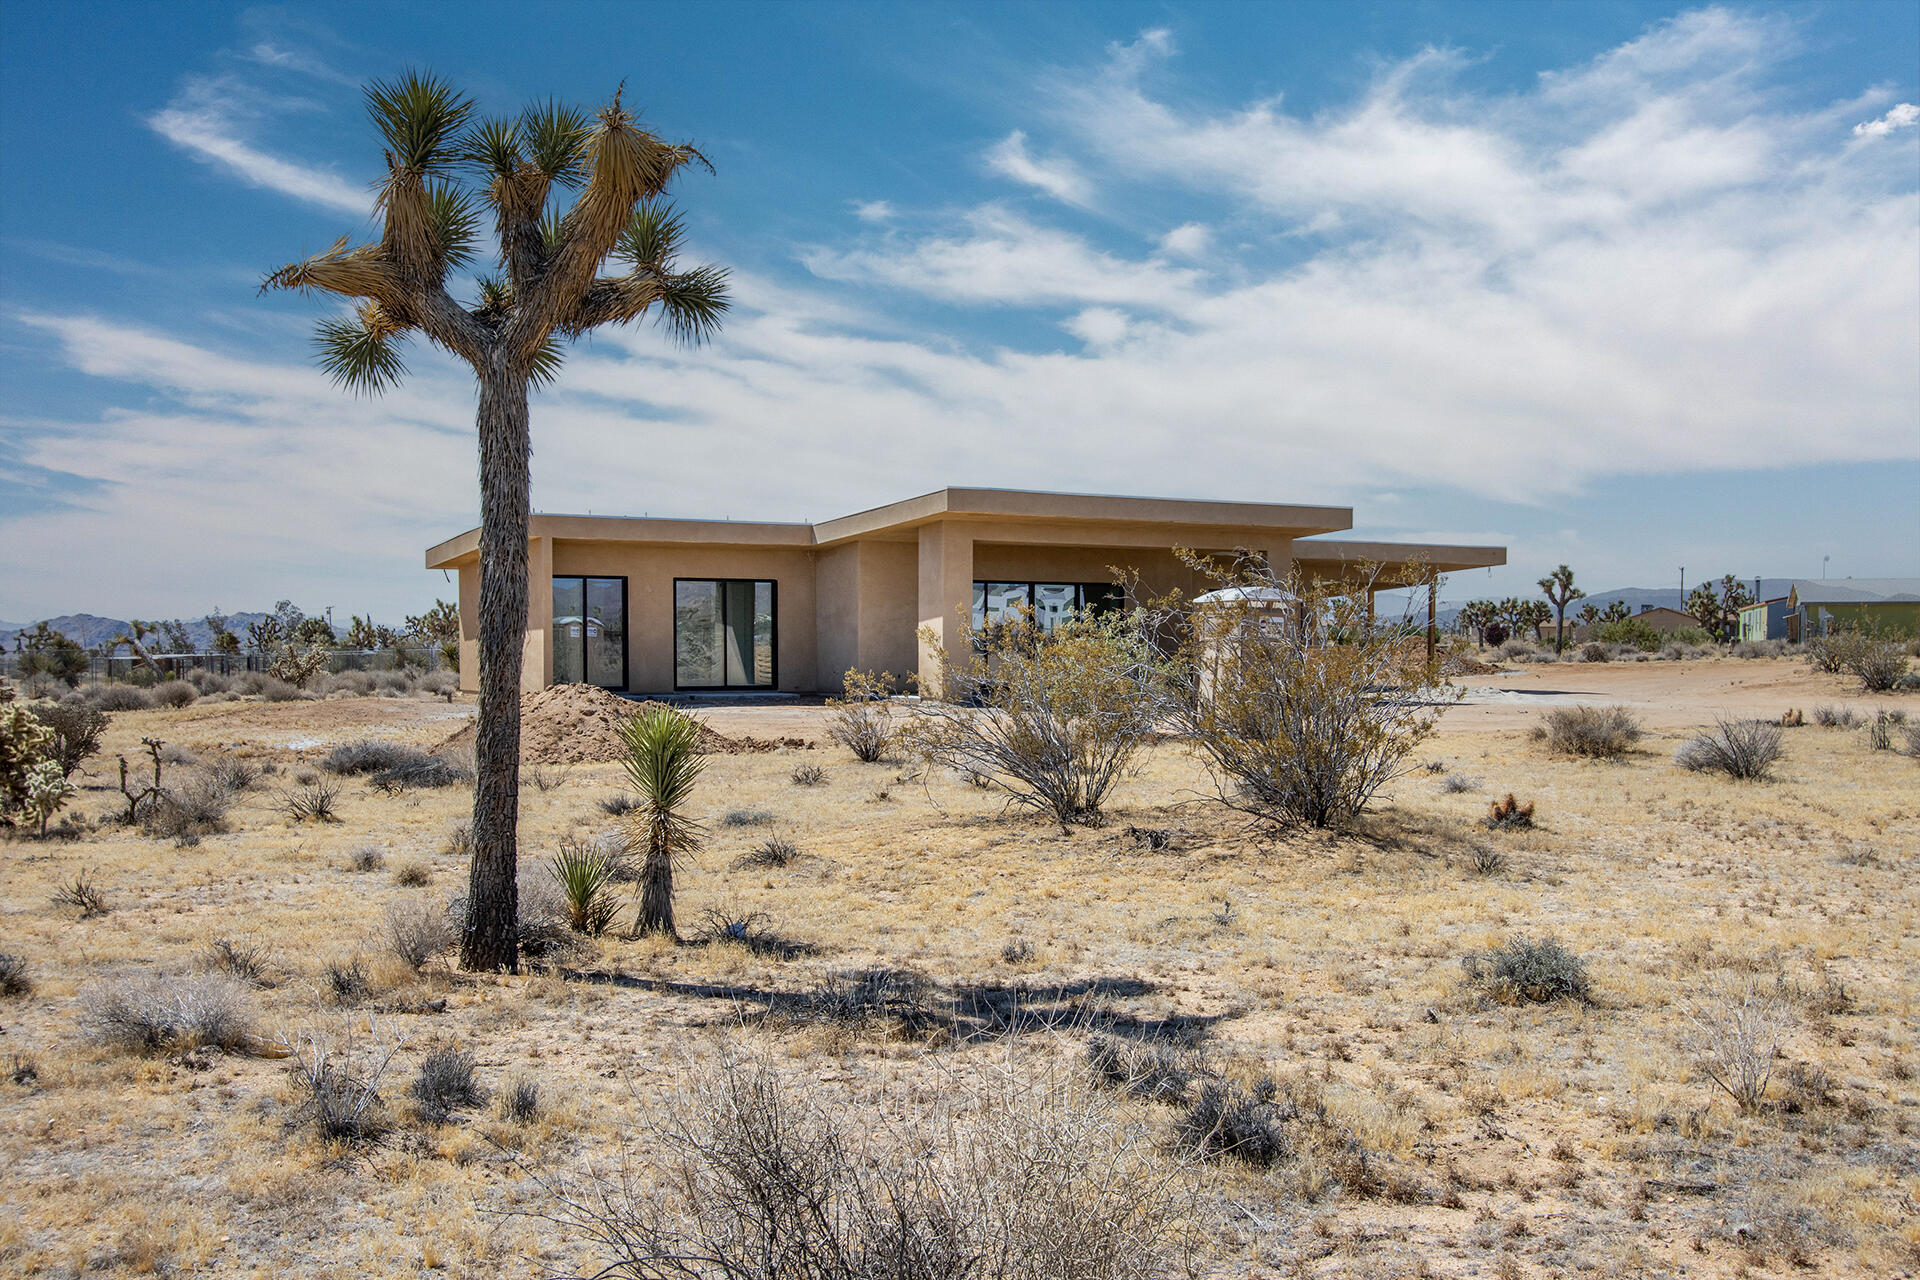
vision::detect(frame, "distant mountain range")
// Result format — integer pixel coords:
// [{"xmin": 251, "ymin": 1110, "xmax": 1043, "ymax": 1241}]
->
[{"xmin": 1, "ymin": 612, "xmax": 274, "ymax": 652}]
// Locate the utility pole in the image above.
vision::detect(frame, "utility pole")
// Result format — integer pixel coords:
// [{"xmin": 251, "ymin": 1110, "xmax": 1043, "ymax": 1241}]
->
[{"xmin": 1679, "ymin": 567, "xmax": 1684, "ymax": 602}]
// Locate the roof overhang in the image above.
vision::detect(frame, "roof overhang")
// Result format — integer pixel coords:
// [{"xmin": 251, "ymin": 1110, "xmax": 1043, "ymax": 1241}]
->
[{"xmin": 1289, "ymin": 538, "xmax": 1507, "ymax": 587}]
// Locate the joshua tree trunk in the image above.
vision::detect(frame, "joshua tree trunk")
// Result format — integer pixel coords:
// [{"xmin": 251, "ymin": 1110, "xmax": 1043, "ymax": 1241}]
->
[
  {"xmin": 460, "ymin": 365, "xmax": 531, "ymax": 971},
  {"xmin": 639, "ymin": 826, "xmax": 674, "ymax": 936}
]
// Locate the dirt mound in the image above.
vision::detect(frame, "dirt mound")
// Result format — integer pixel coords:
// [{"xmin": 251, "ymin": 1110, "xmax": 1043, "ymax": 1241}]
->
[{"xmin": 436, "ymin": 684, "xmax": 812, "ymax": 766}]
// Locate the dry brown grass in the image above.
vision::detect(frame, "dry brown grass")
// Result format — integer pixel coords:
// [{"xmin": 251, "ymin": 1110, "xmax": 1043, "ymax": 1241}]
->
[{"xmin": 0, "ymin": 657, "xmax": 1915, "ymax": 1277}]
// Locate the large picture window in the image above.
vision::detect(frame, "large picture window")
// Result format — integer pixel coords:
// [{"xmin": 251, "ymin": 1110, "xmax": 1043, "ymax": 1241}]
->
[
  {"xmin": 971, "ymin": 581, "xmax": 1122, "ymax": 633},
  {"xmin": 552, "ymin": 577, "xmax": 627, "ymax": 689},
  {"xmin": 675, "ymin": 579, "xmax": 776, "ymax": 689}
]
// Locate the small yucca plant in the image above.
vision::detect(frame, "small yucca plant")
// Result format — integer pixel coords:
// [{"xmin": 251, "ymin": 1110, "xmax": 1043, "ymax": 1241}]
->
[
  {"xmin": 620, "ymin": 706, "xmax": 706, "ymax": 936},
  {"xmin": 547, "ymin": 838, "xmax": 618, "ymax": 936}
]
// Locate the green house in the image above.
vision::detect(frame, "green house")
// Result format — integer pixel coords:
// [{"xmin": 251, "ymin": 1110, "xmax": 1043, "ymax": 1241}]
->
[{"xmin": 1786, "ymin": 579, "xmax": 1920, "ymax": 641}]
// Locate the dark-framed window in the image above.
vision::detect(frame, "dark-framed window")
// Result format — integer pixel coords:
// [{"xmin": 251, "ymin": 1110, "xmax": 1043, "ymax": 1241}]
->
[
  {"xmin": 553, "ymin": 576, "xmax": 628, "ymax": 689},
  {"xmin": 970, "ymin": 581, "xmax": 1123, "ymax": 633},
  {"xmin": 674, "ymin": 579, "xmax": 776, "ymax": 689}
]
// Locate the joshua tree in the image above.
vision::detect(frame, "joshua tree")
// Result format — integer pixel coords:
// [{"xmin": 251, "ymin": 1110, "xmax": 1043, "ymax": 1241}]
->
[
  {"xmin": 1538, "ymin": 565, "xmax": 1585, "ymax": 653},
  {"xmin": 620, "ymin": 705, "xmax": 707, "ymax": 937},
  {"xmin": 265, "ymin": 74, "xmax": 729, "ymax": 969}
]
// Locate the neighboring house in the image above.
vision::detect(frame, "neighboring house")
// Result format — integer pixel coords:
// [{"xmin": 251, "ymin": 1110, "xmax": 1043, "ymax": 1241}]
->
[
  {"xmin": 1736, "ymin": 597, "xmax": 1791, "ymax": 642},
  {"xmin": 426, "ymin": 486, "xmax": 1506, "ymax": 696},
  {"xmin": 1785, "ymin": 579, "xmax": 1920, "ymax": 641},
  {"xmin": 1571, "ymin": 606, "xmax": 1695, "ymax": 643}
]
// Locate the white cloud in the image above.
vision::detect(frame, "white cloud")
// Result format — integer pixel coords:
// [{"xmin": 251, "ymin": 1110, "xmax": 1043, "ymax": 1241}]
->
[
  {"xmin": 148, "ymin": 77, "xmax": 367, "ymax": 216},
  {"xmin": 852, "ymin": 199, "xmax": 895, "ymax": 222},
  {"xmin": 983, "ymin": 130, "xmax": 1094, "ymax": 207},
  {"xmin": 1157, "ymin": 223, "xmax": 1210, "ymax": 257},
  {"xmin": 6, "ymin": 7, "xmax": 1915, "ymax": 620},
  {"xmin": 1854, "ymin": 103, "xmax": 1919, "ymax": 138}
]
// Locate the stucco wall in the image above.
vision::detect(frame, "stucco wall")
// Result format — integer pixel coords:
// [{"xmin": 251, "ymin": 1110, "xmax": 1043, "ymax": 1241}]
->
[{"xmin": 548, "ymin": 540, "xmax": 819, "ymax": 693}]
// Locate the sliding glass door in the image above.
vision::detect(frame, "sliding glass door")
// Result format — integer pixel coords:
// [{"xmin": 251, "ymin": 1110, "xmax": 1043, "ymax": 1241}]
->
[
  {"xmin": 552, "ymin": 577, "xmax": 627, "ymax": 689},
  {"xmin": 675, "ymin": 579, "xmax": 775, "ymax": 689}
]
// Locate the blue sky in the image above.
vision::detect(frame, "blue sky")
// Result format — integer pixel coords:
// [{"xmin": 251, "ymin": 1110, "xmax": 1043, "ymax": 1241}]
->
[{"xmin": 2, "ymin": 1, "xmax": 1916, "ymax": 624}]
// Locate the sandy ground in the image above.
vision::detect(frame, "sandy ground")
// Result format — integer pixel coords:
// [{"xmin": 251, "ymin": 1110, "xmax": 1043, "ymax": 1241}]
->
[{"xmin": 2, "ymin": 655, "xmax": 1917, "ymax": 1278}]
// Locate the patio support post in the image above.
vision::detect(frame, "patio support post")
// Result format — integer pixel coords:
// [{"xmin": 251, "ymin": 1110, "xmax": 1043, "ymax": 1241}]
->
[{"xmin": 916, "ymin": 521, "xmax": 974, "ymax": 700}]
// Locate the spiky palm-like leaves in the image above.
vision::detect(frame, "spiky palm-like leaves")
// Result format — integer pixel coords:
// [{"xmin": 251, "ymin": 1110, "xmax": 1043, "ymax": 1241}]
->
[
  {"xmin": 264, "ymin": 71, "xmax": 728, "ymax": 972},
  {"xmin": 1537, "ymin": 564, "xmax": 1584, "ymax": 654},
  {"xmin": 548, "ymin": 838, "xmax": 619, "ymax": 936},
  {"xmin": 619, "ymin": 706, "xmax": 707, "ymax": 937}
]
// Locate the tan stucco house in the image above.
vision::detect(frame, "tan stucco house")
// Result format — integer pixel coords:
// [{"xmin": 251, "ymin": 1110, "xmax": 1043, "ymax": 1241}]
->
[{"xmin": 425, "ymin": 487, "xmax": 1506, "ymax": 697}]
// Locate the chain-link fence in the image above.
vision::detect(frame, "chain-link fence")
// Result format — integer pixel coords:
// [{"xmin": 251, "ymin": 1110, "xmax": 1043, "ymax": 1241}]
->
[{"xmin": 63, "ymin": 647, "xmax": 444, "ymax": 686}]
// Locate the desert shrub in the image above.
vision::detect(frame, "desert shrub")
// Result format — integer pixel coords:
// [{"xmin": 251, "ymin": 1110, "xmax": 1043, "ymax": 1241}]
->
[
  {"xmin": 1174, "ymin": 1073, "xmax": 1375, "ymax": 1197},
  {"xmin": 322, "ymin": 957, "xmax": 373, "ymax": 1004},
  {"xmin": 370, "ymin": 755, "xmax": 472, "ymax": 792},
  {"xmin": 512, "ymin": 868, "xmax": 581, "ymax": 960},
  {"xmin": 1906, "ymin": 721, "xmax": 1920, "ymax": 757},
  {"xmin": 1484, "ymin": 793, "xmax": 1534, "ymax": 828},
  {"xmin": 500, "ymin": 1078, "xmax": 541, "ymax": 1123},
  {"xmin": 209, "ymin": 757, "xmax": 261, "ymax": 791},
  {"xmin": 1812, "ymin": 703, "xmax": 1858, "ymax": 728},
  {"xmin": 392, "ymin": 859, "xmax": 432, "ymax": 887},
  {"xmin": 1670, "ymin": 626, "xmax": 1714, "ymax": 646},
  {"xmin": 1694, "ymin": 983, "xmax": 1792, "ymax": 1113},
  {"xmin": 256, "ymin": 677, "xmax": 301, "ymax": 703},
  {"xmin": 0, "ymin": 953, "xmax": 30, "ymax": 997},
  {"xmin": 789, "ymin": 763, "xmax": 825, "ymax": 787},
  {"xmin": 690, "ymin": 906, "xmax": 800, "ymax": 958},
  {"xmin": 1467, "ymin": 845, "xmax": 1508, "ymax": 876},
  {"xmin": 524, "ymin": 762, "xmax": 567, "ymax": 792},
  {"xmin": 1733, "ymin": 639, "xmax": 1785, "ymax": 658},
  {"xmin": 51, "ymin": 870, "xmax": 110, "ymax": 917},
  {"xmin": 281, "ymin": 1025, "xmax": 399, "ymax": 1143},
  {"xmin": 596, "ymin": 792, "xmax": 638, "ymax": 816},
  {"xmin": 375, "ymin": 670, "xmax": 413, "ymax": 696},
  {"xmin": 721, "ymin": 807, "xmax": 774, "ymax": 827},
  {"xmin": 734, "ymin": 834, "xmax": 800, "ymax": 868},
  {"xmin": 141, "ymin": 774, "xmax": 233, "ymax": 844},
  {"xmin": 385, "ymin": 896, "xmax": 455, "ymax": 970},
  {"xmin": 1138, "ymin": 559, "xmax": 1454, "ymax": 831},
  {"xmin": 201, "ymin": 937, "xmax": 275, "ymax": 986},
  {"xmin": 417, "ymin": 669, "xmax": 458, "ymax": 697},
  {"xmin": 1496, "ymin": 637, "xmax": 1535, "ymax": 660},
  {"xmin": 346, "ymin": 844, "xmax": 386, "ymax": 872},
  {"xmin": 826, "ymin": 668, "xmax": 899, "ymax": 762},
  {"xmin": 1085, "ymin": 1033, "xmax": 1206, "ymax": 1104},
  {"xmin": 80, "ymin": 971, "xmax": 256, "ymax": 1053},
  {"xmin": 281, "ymin": 779, "xmax": 341, "ymax": 822},
  {"xmin": 324, "ymin": 670, "xmax": 377, "ymax": 697},
  {"xmin": 323, "ymin": 740, "xmax": 424, "ymax": 775},
  {"xmin": 911, "ymin": 607, "xmax": 1162, "ymax": 830},
  {"xmin": 1533, "ymin": 705, "xmax": 1643, "ymax": 759},
  {"xmin": 30, "ymin": 701, "xmax": 107, "ymax": 779},
  {"xmin": 534, "ymin": 1048, "xmax": 1196, "ymax": 1280},
  {"xmin": 1579, "ymin": 642, "xmax": 1610, "ymax": 663},
  {"xmin": 186, "ymin": 669, "xmax": 232, "ymax": 693},
  {"xmin": 1001, "ymin": 937, "xmax": 1036, "ymax": 963},
  {"xmin": 412, "ymin": 1046, "xmax": 485, "ymax": 1122},
  {"xmin": 1441, "ymin": 774, "xmax": 1481, "ymax": 794},
  {"xmin": 1594, "ymin": 616, "xmax": 1661, "ymax": 652},
  {"xmin": 1868, "ymin": 712, "xmax": 1893, "ymax": 751},
  {"xmin": 1463, "ymin": 936, "xmax": 1591, "ymax": 1003},
  {"xmin": 548, "ymin": 837, "xmax": 619, "ymax": 935},
  {"xmin": 151, "ymin": 679, "xmax": 197, "ymax": 708},
  {"xmin": 92, "ymin": 684, "xmax": 155, "ymax": 712},
  {"xmin": 1810, "ymin": 628, "xmax": 1912, "ymax": 691},
  {"xmin": 443, "ymin": 821, "xmax": 474, "ymax": 857},
  {"xmin": 1660, "ymin": 642, "xmax": 1711, "ymax": 661},
  {"xmin": 1676, "ymin": 717, "xmax": 1783, "ymax": 780}
]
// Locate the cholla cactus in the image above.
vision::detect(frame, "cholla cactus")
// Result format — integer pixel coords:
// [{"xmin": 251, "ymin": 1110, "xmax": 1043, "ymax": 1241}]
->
[
  {"xmin": 24, "ymin": 759, "xmax": 76, "ymax": 837},
  {"xmin": 1, "ymin": 702, "xmax": 54, "ymax": 826}
]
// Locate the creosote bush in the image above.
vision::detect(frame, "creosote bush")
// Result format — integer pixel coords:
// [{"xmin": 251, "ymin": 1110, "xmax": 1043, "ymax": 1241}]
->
[
  {"xmin": 532, "ymin": 1047, "xmax": 1196, "ymax": 1280},
  {"xmin": 1694, "ymin": 983, "xmax": 1793, "ymax": 1113},
  {"xmin": 1141, "ymin": 556, "xmax": 1455, "ymax": 831},
  {"xmin": 385, "ymin": 896, "xmax": 455, "ymax": 970},
  {"xmin": 30, "ymin": 701, "xmax": 107, "ymax": 779},
  {"xmin": 412, "ymin": 1046, "xmax": 485, "ymax": 1123},
  {"xmin": 1533, "ymin": 705, "xmax": 1643, "ymax": 759},
  {"xmin": 909, "ymin": 607, "xmax": 1161, "ymax": 830},
  {"xmin": 1676, "ymin": 717, "xmax": 1783, "ymax": 780},
  {"xmin": 825, "ymin": 668, "xmax": 899, "ymax": 762},
  {"xmin": 323, "ymin": 740, "xmax": 424, "ymax": 776},
  {"xmin": 0, "ymin": 953, "xmax": 31, "ymax": 997},
  {"xmin": 80, "ymin": 971, "xmax": 257, "ymax": 1053},
  {"xmin": 1810, "ymin": 628, "xmax": 1911, "ymax": 692},
  {"xmin": 152, "ymin": 679, "xmax": 198, "ymax": 708},
  {"xmin": 141, "ymin": 774, "xmax": 233, "ymax": 845},
  {"xmin": 1463, "ymin": 936, "xmax": 1591, "ymax": 1004}
]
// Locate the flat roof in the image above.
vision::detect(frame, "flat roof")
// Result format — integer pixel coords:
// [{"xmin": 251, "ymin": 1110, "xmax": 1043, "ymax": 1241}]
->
[{"xmin": 427, "ymin": 487, "xmax": 1503, "ymax": 574}]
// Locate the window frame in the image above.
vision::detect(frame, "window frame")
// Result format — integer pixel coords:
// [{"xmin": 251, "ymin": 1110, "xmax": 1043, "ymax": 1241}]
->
[
  {"xmin": 672, "ymin": 577, "xmax": 778, "ymax": 691},
  {"xmin": 551, "ymin": 575, "xmax": 629, "ymax": 691}
]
